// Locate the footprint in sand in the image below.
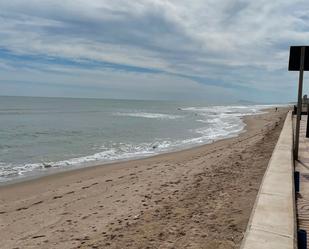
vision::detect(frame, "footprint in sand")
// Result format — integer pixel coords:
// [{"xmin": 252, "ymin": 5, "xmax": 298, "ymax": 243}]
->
[
  {"xmin": 32, "ymin": 235, "xmax": 46, "ymax": 239},
  {"xmin": 81, "ymin": 183, "xmax": 98, "ymax": 189},
  {"xmin": 16, "ymin": 206, "xmax": 29, "ymax": 211}
]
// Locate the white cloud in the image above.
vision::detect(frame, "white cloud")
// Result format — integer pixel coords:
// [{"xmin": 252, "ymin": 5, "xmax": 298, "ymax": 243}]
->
[{"xmin": 0, "ymin": 0, "xmax": 308, "ymax": 101}]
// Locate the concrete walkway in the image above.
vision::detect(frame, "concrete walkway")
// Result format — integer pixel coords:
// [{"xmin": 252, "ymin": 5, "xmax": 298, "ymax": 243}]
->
[
  {"xmin": 296, "ymin": 114, "xmax": 309, "ymax": 248},
  {"xmin": 241, "ymin": 111, "xmax": 297, "ymax": 249}
]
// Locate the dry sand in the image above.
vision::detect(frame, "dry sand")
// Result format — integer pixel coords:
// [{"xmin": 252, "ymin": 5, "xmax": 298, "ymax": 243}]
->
[{"xmin": 0, "ymin": 108, "xmax": 289, "ymax": 249}]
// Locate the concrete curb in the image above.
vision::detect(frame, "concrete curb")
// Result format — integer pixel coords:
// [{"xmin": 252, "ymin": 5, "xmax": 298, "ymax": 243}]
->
[{"xmin": 240, "ymin": 111, "xmax": 297, "ymax": 249}]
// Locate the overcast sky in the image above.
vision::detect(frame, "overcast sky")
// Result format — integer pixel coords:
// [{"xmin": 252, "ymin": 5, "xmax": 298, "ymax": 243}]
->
[{"xmin": 0, "ymin": 0, "xmax": 308, "ymax": 103}]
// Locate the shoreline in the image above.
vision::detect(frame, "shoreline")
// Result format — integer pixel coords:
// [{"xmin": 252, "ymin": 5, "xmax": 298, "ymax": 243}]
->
[
  {"xmin": 1, "ymin": 108, "xmax": 272, "ymax": 187},
  {"xmin": 0, "ymin": 130, "xmax": 246, "ymax": 187},
  {"xmin": 0, "ymin": 107, "xmax": 289, "ymax": 249}
]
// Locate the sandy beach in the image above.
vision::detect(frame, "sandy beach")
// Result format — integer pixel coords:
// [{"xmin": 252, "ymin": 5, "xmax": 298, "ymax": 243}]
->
[{"xmin": 0, "ymin": 107, "xmax": 289, "ymax": 249}]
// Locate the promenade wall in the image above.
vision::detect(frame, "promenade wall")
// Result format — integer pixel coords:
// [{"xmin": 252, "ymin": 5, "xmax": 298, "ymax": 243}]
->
[{"xmin": 240, "ymin": 111, "xmax": 297, "ymax": 249}]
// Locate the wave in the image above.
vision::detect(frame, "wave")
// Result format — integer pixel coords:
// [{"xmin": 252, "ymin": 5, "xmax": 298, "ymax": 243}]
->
[
  {"xmin": 182, "ymin": 104, "xmax": 277, "ymax": 143},
  {"xmin": 0, "ymin": 122, "xmax": 240, "ymax": 182},
  {"xmin": 114, "ymin": 112, "xmax": 183, "ymax": 119},
  {"xmin": 182, "ymin": 105, "xmax": 265, "ymax": 115},
  {"xmin": 0, "ymin": 141, "xmax": 172, "ymax": 181}
]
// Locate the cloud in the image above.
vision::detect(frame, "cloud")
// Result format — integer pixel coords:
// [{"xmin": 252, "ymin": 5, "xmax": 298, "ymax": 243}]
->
[{"xmin": 0, "ymin": 0, "xmax": 309, "ymax": 102}]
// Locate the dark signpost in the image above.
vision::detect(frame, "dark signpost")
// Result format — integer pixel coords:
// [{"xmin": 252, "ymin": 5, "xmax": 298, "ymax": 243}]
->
[
  {"xmin": 289, "ymin": 46, "xmax": 309, "ymax": 160},
  {"xmin": 289, "ymin": 46, "xmax": 309, "ymax": 71}
]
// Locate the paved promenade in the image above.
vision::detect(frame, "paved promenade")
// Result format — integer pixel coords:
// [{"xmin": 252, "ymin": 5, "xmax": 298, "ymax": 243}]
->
[
  {"xmin": 296, "ymin": 114, "xmax": 309, "ymax": 248},
  {"xmin": 241, "ymin": 111, "xmax": 297, "ymax": 249}
]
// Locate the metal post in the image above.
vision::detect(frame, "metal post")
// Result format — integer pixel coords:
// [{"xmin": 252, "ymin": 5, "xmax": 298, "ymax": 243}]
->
[
  {"xmin": 298, "ymin": 229, "xmax": 307, "ymax": 249},
  {"xmin": 307, "ymin": 103, "xmax": 309, "ymax": 138},
  {"xmin": 295, "ymin": 46, "xmax": 306, "ymax": 160},
  {"xmin": 294, "ymin": 171, "xmax": 300, "ymax": 192}
]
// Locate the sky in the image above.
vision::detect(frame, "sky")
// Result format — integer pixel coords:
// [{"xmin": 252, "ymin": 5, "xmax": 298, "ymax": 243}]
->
[{"xmin": 0, "ymin": 0, "xmax": 309, "ymax": 103}]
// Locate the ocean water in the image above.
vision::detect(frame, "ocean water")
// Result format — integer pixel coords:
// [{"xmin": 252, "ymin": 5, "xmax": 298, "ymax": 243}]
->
[{"xmin": 0, "ymin": 96, "xmax": 277, "ymax": 183}]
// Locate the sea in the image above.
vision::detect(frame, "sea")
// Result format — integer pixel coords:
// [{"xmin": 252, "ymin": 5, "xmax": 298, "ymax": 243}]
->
[{"xmin": 0, "ymin": 96, "xmax": 281, "ymax": 183}]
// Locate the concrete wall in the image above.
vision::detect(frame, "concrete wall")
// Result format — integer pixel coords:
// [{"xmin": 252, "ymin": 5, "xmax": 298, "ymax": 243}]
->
[{"xmin": 240, "ymin": 111, "xmax": 297, "ymax": 249}]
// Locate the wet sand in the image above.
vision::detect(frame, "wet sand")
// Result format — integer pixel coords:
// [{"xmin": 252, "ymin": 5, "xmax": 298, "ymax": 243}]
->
[{"xmin": 0, "ymin": 108, "xmax": 289, "ymax": 249}]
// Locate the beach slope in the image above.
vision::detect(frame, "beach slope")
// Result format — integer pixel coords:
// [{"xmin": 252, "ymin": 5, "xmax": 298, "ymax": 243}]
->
[{"xmin": 0, "ymin": 108, "xmax": 288, "ymax": 249}]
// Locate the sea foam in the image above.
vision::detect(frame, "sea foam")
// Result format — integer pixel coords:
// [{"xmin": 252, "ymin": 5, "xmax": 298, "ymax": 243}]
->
[{"xmin": 114, "ymin": 112, "xmax": 183, "ymax": 119}]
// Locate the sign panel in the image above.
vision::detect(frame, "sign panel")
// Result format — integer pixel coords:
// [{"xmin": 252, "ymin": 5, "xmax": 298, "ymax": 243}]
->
[{"xmin": 288, "ymin": 46, "xmax": 309, "ymax": 71}]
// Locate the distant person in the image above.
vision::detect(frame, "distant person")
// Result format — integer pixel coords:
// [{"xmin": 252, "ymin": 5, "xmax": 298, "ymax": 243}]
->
[{"xmin": 275, "ymin": 107, "xmax": 278, "ymax": 112}]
